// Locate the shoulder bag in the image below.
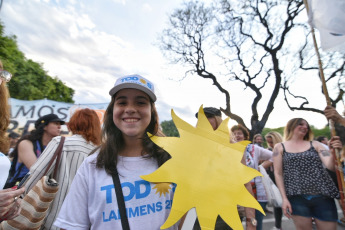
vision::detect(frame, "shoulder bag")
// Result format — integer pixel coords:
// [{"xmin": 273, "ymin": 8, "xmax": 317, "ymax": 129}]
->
[
  {"xmin": 259, "ymin": 165, "xmax": 282, "ymax": 208},
  {"xmin": 0, "ymin": 136, "xmax": 65, "ymax": 230}
]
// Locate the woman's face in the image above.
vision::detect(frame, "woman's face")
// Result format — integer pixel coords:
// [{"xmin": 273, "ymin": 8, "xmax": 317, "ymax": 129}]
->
[
  {"xmin": 233, "ymin": 129, "xmax": 245, "ymax": 142},
  {"xmin": 44, "ymin": 122, "xmax": 62, "ymax": 137},
  {"xmin": 207, "ymin": 117, "xmax": 218, "ymax": 130},
  {"xmin": 293, "ymin": 119, "xmax": 309, "ymax": 137},
  {"xmin": 113, "ymin": 88, "xmax": 152, "ymax": 139},
  {"xmin": 266, "ymin": 137, "xmax": 274, "ymax": 148}
]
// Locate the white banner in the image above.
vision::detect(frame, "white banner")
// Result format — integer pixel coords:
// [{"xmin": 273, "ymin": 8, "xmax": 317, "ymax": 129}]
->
[
  {"xmin": 8, "ymin": 98, "xmax": 109, "ymax": 135},
  {"xmin": 307, "ymin": 0, "xmax": 345, "ymax": 52}
]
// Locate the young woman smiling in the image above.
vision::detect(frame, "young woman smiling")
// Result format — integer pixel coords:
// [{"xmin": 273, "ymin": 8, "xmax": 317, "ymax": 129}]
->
[
  {"xmin": 273, "ymin": 118, "xmax": 342, "ymax": 230},
  {"xmin": 54, "ymin": 75, "xmax": 180, "ymax": 230}
]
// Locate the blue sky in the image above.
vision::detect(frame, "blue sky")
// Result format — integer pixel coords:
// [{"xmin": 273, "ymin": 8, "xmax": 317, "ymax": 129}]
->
[{"xmin": 0, "ymin": 0, "xmax": 341, "ymax": 129}]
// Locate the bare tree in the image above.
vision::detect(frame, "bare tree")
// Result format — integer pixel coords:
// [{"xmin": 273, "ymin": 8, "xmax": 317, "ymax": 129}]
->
[
  {"xmin": 283, "ymin": 41, "xmax": 345, "ymax": 111},
  {"xmin": 159, "ymin": 0, "xmax": 344, "ymax": 138}
]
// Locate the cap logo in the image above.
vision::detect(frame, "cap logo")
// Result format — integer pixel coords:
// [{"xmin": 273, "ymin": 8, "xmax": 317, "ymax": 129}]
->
[
  {"xmin": 110, "ymin": 74, "xmax": 156, "ymax": 101},
  {"xmin": 120, "ymin": 75, "xmax": 153, "ymax": 90}
]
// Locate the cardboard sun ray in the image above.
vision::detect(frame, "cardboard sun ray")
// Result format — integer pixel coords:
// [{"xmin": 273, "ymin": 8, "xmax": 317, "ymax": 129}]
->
[{"xmin": 141, "ymin": 105, "xmax": 263, "ymax": 230}]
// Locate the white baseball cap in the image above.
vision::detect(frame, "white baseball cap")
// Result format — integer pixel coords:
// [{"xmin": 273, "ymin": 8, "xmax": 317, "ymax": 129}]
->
[{"xmin": 109, "ymin": 74, "xmax": 156, "ymax": 102}]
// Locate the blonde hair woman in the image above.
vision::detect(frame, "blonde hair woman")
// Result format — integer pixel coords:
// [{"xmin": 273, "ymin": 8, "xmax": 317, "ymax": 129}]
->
[
  {"xmin": 265, "ymin": 131, "xmax": 283, "ymax": 151},
  {"xmin": 273, "ymin": 118, "xmax": 341, "ymax": 230}
]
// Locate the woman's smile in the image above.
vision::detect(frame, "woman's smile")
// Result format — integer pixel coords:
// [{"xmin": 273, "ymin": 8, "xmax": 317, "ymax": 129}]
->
[{"xmin": 113, "ymin": 88, "xmax": 151, "ymax": 138}]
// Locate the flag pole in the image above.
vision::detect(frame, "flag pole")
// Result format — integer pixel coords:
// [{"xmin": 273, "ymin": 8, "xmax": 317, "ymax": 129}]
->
[{"xmin": 303, "ymin": 0, "xmax": 345, "ymax": 219}]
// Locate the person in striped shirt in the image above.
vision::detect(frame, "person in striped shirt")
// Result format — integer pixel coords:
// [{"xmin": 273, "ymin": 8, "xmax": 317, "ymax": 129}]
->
[{"xmin": 23, "ymin": 108, "xmax": 102, "ymax": 230}]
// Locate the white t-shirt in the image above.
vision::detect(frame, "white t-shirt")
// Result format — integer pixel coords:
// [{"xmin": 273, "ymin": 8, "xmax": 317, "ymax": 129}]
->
[
  {"xmin": 0, "ymin": 152, "xmax": 11, "ymax": 189},
  {"xmin": 245, "ymin": 144, "xmax": 273, "ymax": 202},
  {"xmin": 54, "ymin": 153, "xmax": 179, "ymax": 230},
  {"xmin": 321, "ymin": 143, "xmax": 330, "ymax": 150}
]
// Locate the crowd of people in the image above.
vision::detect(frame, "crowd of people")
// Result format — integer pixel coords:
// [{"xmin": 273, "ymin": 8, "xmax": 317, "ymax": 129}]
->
[{"xmin": 1, "ymin": 57, "xmax": 345, "ymax": 230}]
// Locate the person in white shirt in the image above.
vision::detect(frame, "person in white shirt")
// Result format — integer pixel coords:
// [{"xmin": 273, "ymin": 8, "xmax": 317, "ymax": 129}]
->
[
  {"xmin": 0, "ymin": 152, "xmax": 11, "ymax": 189},
  {"xmin": 231, "ymin": 124, "xmax": 273, "ymax": 230},
  {"xmin": 54, "ymin": 74, "xmax": 181, "ymax": 230}
]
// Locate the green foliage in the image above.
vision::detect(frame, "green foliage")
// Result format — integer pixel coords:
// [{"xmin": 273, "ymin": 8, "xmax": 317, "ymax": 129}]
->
[
  {"xmin": 310, "ymin": 125, "xmax": 331, "ymax": 140},
  {"xmin": 161, "ymin": 120, "xmax": 179, "ymax": 137},
  {"xmin": 0, "ymin": 21, "xmax": 74, "ymax": 102}
]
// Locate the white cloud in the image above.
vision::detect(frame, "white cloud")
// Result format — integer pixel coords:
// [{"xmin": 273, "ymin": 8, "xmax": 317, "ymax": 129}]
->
[
  {"xmin": 1, "ymin": 0, "xmax": 339, "ymax": 129},
  {"xmin": 2, "ymin": 0, "xmax": 143, "ymax": 104},
  {"xmin": 110, "ymin": 0, "xmax": 126, "ymax": 5},
  {"xmin": 142, "ymin": 3, "xmax": 153, "ymax": 12}
]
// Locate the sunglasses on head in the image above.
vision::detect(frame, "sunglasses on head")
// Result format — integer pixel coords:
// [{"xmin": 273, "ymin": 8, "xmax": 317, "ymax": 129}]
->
[{"xmin": 0, "ymin": 70, "xmax": 12, "ymax": 82}]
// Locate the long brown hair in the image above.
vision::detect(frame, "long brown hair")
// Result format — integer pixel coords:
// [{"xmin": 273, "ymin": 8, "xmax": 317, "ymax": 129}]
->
[
  {"xmin": 0, "ymin": 60, "xmax": 10, "ymax": 153},
  {"xmin": 68, "ymin": 108, "xmax": 101, "ymax": 145},
  {"xmin": 284, "ymin": 118, "xmax": 313, "ymax": 141},
  {"xmin": 96, "ymin": 96, "xmax": 170, "ymax": 175}
]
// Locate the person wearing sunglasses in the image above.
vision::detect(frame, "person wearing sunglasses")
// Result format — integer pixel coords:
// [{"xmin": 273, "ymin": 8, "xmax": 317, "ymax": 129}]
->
[{"xmin": 0, "ymin": 59, "xmax": 24, "ymax": 221}]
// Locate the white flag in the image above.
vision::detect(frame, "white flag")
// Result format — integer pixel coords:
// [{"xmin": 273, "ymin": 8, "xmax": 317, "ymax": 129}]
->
[{"xmin": 307, "ymin": 0, "xmax": 345, "ymax": 52}]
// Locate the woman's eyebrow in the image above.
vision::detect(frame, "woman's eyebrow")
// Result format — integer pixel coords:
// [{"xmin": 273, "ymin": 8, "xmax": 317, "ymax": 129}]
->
[
  {"xmin": 115, "ymin": 95, "xmax": 127, "ymax": 100},
  {"xmin": 136, "ymin": 96, "xmax": 150, "ymax": 100},
  {"xmin": 115, "ymin": 95, "xmax": 150, "ymax": 101}
]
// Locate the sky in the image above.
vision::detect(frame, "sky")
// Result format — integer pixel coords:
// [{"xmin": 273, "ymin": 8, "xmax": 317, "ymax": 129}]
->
[{"xmin": 0, "ymin": 0, "xmax": 343, "ymax": 130}]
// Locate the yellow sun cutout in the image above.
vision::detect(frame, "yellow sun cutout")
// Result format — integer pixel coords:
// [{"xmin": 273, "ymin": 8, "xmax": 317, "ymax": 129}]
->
[
  {"xmin": 141, "ymin": 106, "xmax": 263, "ymax": 230},
  {"xmin": 153, "ymin": 183, "xmax": 173, "ymax": 197}
]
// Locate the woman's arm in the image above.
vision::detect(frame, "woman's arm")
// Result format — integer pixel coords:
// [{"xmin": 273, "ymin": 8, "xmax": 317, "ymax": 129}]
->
[
  {"xmin": 273, "ymin": 143, "xmax": 292, "ymax": 218},
  {"xmin": 17, "ymin": 140, "xmax": 37, "ymax": 169},
  {"xmin": 257, "ymin": 146, "xmax": 273, "ymax": 169},
  {"xmin": 260, "ymin": 160, "xmax": 273, "ymax": 169},
  {"xmin": 23, "ymin": 138, "xmax": 60, "ymax": 194},
  {"xmin": 257, "ymin": 146, "xmax": 273, "ymax": 161},
  {"xmin": 314, "ymin": 140, "xmax": 336, "ymax": 171}
]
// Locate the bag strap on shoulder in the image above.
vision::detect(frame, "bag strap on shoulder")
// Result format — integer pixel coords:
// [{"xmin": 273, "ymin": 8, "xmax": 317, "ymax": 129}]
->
[
  {"xmin": 43, "ymin": 136, "xmax": 65, "ymax": 177},
  {"xmin": 111, "ymin": 169, "xmax": 130, "ymax": 230}
]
